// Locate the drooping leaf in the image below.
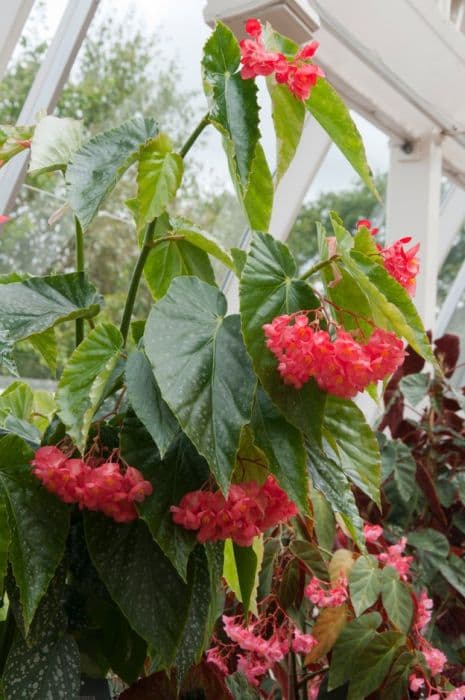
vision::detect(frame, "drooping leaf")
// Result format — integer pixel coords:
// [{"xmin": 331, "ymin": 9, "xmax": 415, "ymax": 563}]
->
[
  {"xmin": 0, "ymin": 381, "xmax": 33, "ymax": 424},
  {"xmin": 29, "ymin": 115, "xmax": 83, "ymax": 175},
  {"xmin": 1, "ymin": 416, "xmax": 41, "ymax": 447},
  {"xmin": 0, "ymin": 435, "xmax": 69, "ymax": 631},
  {"xmin": 125, "ymin": 350, "xmax": 178, "ymax": 458},
  {"xmin": 289, "ymin": 540, "xmax": 329, "ymax": 581},
  {"xmin": 309, "ymin": 485, "xmax": 336, "ymax": 553},
  {"xmin": 241, "ymin": 142, "xmax": 274, "ymax": 231},
  {"xmin": 240, "ymin": 231, "xmax": 325, "ymax": 442},
  {"xmin": 251, "ymin": 387, "xmax": 308, "ymax": 513},
  {"xmin": 85, "ymin": 515, "xmax": 210, "ymax": 668},
  {"xmin": 306, "ymin": 604, "xmax": 348, "ymax": 663},
  {"xmin": 329, "ymin": 612, "xmax": 381, "ymax": 690},
  {"xmin": 306, "ymin": 78, "xmax": 378, "ymax": 198},
  {"xmin": 0, "ymin": 273, "xmax": 100, "ymax": 371},
  {"xmin": 344, "ymin": 632, "xmax": 406, "ymax": 700},
  {"xmin": 407, "ymin": 528, "xmax": 449, "ymax": 573},
  {"xmin": 381, "ymin": 439, "xmax": 417, "ymax": 503},
  {"xmin": 440, "ymin": 553, "xmax": 465, "ymax": 597},
  {"xmin": 66, "ymin": 116, "xmax": 158, "ymax": 230},
  {"xmin": 28, "ymin": 327, "xmax": 57, "ymax": 374},
  {"xmin": 56, "ymin": 323, "xmax": 123, "ymax": 452},
  {"xmin": 202, "ymin": 21, "xmax": 259, "ymax": 190},
  {"xmin": 399, "ymin": 373, "xmax": 430, "ymax": 407},
  {"xmin": 323, "ymin": 396, "xmax": 381, "ymax": 506},
  {"xmin": 144, "ymin": 277, "xmax": 256, "ymax": 492},
  {"xmin": 307, "ymin": 445, "xmax": 363, "ymax": 546},
  {"xmin": 223, "ymin": 539, "xmax": 261, "ymax": 616},
  {"xmin": 349, "ymin": 555, "xmax": 383, "ymax": 616},
  {"xmin": 381, "ymin": 568, "xmax": 413, "ymax": 633},
  {"xmin": 137, "ymin": 133, "xmax": 183, "ymax": 225},
  {"xmin": 170, "ymin": 218, "xmax": 235, "ymax": 270},
  {"xmin": 269, "ymin": 82, "xmax": 306, "ymax": 182}
]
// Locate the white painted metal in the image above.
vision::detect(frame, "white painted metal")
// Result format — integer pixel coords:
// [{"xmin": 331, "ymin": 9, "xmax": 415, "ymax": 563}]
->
[
  {"xmin": 386, "ymin": 135, "xmax": 443, "ymax": 329},
  {"xmin": 204, "ymin": 0, "xmax": 320, "ymax": 42},
  {"xmin": 439, "ymin": 186, "xmax": 465, "ymax": 266},
  {"xmin": 436, "ymin": 258, "xmax": 465, "ymax": 335},
  {"xmin": 0, "ymin": 0, "xmax": 34, "ymax": 80},
  {"xmin": 0, "ymin": 0, "xmax": 101, "ymax": 214}
]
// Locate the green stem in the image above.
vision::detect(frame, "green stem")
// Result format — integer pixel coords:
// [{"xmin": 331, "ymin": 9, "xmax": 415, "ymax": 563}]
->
[
  {"xmin": 120, "ymin": 219, "xmax": 157, "ymax": 344},
  {"xmin": 75, "ymin": 217, "xmax": 85, "ymax": 347},
  {"xmin": 301, "ymin": 255, "xmax": 340, "ymax": 281},
  {"xmin": 179, "ymin": 113, "xmax": 210, "ymax": 158}
]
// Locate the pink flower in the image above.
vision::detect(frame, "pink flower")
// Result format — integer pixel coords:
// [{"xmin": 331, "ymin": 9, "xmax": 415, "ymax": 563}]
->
[
  {"xmin": 292, "ymin": 629, "xmax": 317, "ymax": 654},
  {"xmin": 205, "ymin": 647, "xmax": 228, "ymax": 675},
  {"xmin": 422, "ymin": 646, "xmax": 447, "ymax": 676},
  {"xmin": 237, "ymin": 654, "xmax": 269, "ymax": 686},
  {"xmin": 357, "ymin": 218, "xmax": 379, "ymax": 236},
  {"xmin": 414, "ymin": 590, "xmax": 433, "ymax": 633},
  {"xmin": 304, "ymin": 574, "xmax": 348, "ymax": 608},
  {"xmin": 409, "ymin": 674, "xmax": 425, "ymax": 692},
  {"xmin": 377, "ymin": 536, "xmax": 413, "ymax": 581},
  {"xmin": 244, "ymin": 18, "xmax": 262, "ymax": 38},
  {"xmin": 447, "ymin": 686, "xmax": 465, "ymax": 699},
  {"xmin": 380, "ymin": 237, "xmax": 420, "ymax": 297},
  {"xmin": 363, "ymin": 523, "xmax": 383, "ymax": 542}
]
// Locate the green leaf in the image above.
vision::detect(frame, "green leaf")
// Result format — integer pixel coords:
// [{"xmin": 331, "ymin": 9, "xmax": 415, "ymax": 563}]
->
[
  {"xmin": 137, "ymin": 432, "xmax": 210, "ymax": 581},
  {"xmin": 241, "ymin": 142, "xmax": 274, "ymax": 231},
  {"xmin": 329, "ymin": 612, "xmax": 381, "ymax": 690},
  {"xmin": 269, "ymin": 82, "xmax": 306, "ymax": 182},
  {"xmin": 399, "ymin": 373, "xmax": 430, "ymax": 407},
  {"xmin": 240, "ymin": 231, "xmax": 326, "ymax": 442},
  {"xmin": 202, "ymin": 21, "xmax": 259, "ymax": 190},
  {"xmin": 170, "ymin": 218, "xmax": 234, "ymax": 270},
  {"xmin": 379, "ymin": 651, "xmax": 415, "ymax": 700},
  {"xmin": 306, "ymin": 78, "xmax": 378, "ymax": 198},
  {"xmin": 223, "ymin": 539, "xmax": 261, "ymax": 616},
  {"xmin": 226, "ymin": 672, "xmax": 260, "ymax": 699},
  {"xmin": 381, "ymin": 568, "xmax": 413, "ymax": 633},
  {"xmin": 125, "ymin": 350, "xmax": 178, "ymax": 458},
  {"xmin": 137, "ymin": 133, "xmax": 183, "ymax": 225},
  {"xmin": 289, "ymin": 540, "xmax": 329, "ymax": 581},
  {"xmin": 56, "ymin": 323, "xmax": 123, "ymax": 452},
  {"xmin": 28, "ymin": 327, "xmax": 57, "ymax": 374},
  {"xmin": 0, "ymin": 435, "xmax": 69, "ymax": 631},
  {"xmin": 29, "ymin": 115, "xmax": 83, "ymax": 176},
  {"xmin": 251, "ymin": 387, "xmax": 308, "ymax": 513},
  {"xmin": 309, "ymin": 485, "xmax": 336, "ymax": 553},
  {"xmin": 441, "ymin": 554, "xmax": 465, "ymax": 596},
  {"xmin": 144, "ymin": 236, "xmax": 215, "ymax": 301},
  {"xmin": 1, "ymin": 416, "xmax": 41, "ymax": 447},
  {"xmin": 0, "ymin": 491, "xmax": 9, "ymax": 590},
  {"xmin": 408, "ymin": 529, "xmax": 449, "ymax": 571},
  {"xmin": 85, "ymin": 515, "xmax": 208, "ymax": 668},
  {"xmin": 144, "ymin": 277, "xmax": 256, "ymax": 492},
  {"xmin": 381, "ymin": 440, "xmax": 417, "ymax": 503},
  {"xmin": 67, "ymin": 116, "xmax": 158, "ymax": 230},
  {"xmin": 349, "ymin": 555, "xmax": 383, "ymax": 616},
  {"xmin": 307, "ymin": 444, "xmax": 363, "ymax": 546},
  {"xmin": 0, "ymin": 381, "xmax": 33, "ymax": 424},
  {"xmin": 0, "ymin": 124, "xmax": 34, "ymax": 165},
  {"xmin": 0, "ymin": 273, "xmax": 100, "ymax": 369},
  {"xmin": 346, "ymin": 632, "xmax": 406, "ymax": 700},
  {"xmin": 323, "ymin": 396, "xmax": 381, "ymax": 506}
]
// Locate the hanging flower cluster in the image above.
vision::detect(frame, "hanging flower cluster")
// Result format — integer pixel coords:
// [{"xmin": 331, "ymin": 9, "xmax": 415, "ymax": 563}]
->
[
  {"xmin": 263, "ymin": 311, "xmax": 405, "ymax": 396},
  {"xmin": 31, "ymin": 445, "xmax": 153, "ymax": 523},
  {"xmin": 170, "ymin": 475, "xmax": 297, "ymax": 547},
  {"xmin": 304, "ymin": 573, "xmax": 349, "ymax": 608},
  {"xmin": 356, "ymin": 219, "xmax": 420, "ymax": 296},
  {"xmin": 239, "ymin": 18, "xmax": 324, "ymax": 101},
  {"xmin": 207, "ymin": 605, "xmax": 317, "ymax": 687}
]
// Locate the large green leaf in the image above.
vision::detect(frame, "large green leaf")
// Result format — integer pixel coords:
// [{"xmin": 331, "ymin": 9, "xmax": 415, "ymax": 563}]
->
[
  {"xmin": 144, "ymin": 277, "xmax": 255, "ymax": 492},
  {"xmin": 381, "ymin": 439, "xmax": 417, "ymax": 503},
  {"xmin": 56, "ymin": 323, "xmax": 123, "ymax": 452},
  {"xmin": 269, "ymin": 82, "xmax": 306, "ymax": 182},
  {"xmin": 307, "ymin": 445, "xmax": 363, "ymax": 545},
  {"xmin": 329, "ymin": 612, "xmax": 381, "ymax": 690},
  {"xmin": 240, "ymin": 231, "xmax": 325, "ymax": 442},
  {"xmin": 306, "ymin": 78, "xmax": 378, "ymax": 198},
  {"xmin": 29, "ymin": 115, "xmax": 83, "ymax": 176},
  {"xmin": 349, "ymin": 555, "xmax": 383, "ymax": 616},
  {"xmin": 137, "ymin": 133, "xmax": 183, "ymax": 225},
  {"xmin": 202, "ymin": 21, "xmax": 259, "ymax": 190},
  {"xmin": 125, "ymin": 350, "xmax": 178, "ymax": 458},
  {"xmin": 323, "ymin": 396, "xmax": 381, "ymax": 506},
  {"xmin": 85, "ymin": 515, "xmax": 210, "ymax": 668},
  {"xmin": 66, "ymin": 116, "xmax": 158, "ymax": 230},
  {"xmin": 345, "ymin": 632, "xmax": 406, "ymax": 700},
  {"xmin": 136, "ymin": 432, "xmax": 210, "ymax": 581},
  {"xmin": 0, "ymin": 273, "xmax": 100, "ymax": 371},
  {"xmin": 0, "ymin": 435, "xmax": 69, "ymax": 631},
  {"xmin": 251, "ymin": 387, "xmax": 308, "ymax": 513},
  {"xmin": 407, "ymin": 528, "xmax": 449, "ymax": 572},
  {"xmin": 381, "ymin": 568, "xmax": 413, "ymax": 633}
]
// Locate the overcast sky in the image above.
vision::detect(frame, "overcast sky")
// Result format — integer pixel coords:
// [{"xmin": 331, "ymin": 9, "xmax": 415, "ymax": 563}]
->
[{"xmin": 24, "ymin": 0, "xmax": 389, "ymax": 201}]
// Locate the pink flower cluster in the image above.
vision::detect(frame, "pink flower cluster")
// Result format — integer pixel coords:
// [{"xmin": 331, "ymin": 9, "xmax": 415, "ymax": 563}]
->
[
  {"xmin": 414, "ymin": 590, "xmax": 433, "ymax": 633},
  {"xmin": 171, "ymin": 475, "xmax": 297, "ymax": 547},
  {"xmin": 304, "ymin": 573, "xmax": 348, "ymax": 608},
  {"xmin": 356, "ymin": 219, "xmax": 420, "ymax": 296},
  {"xmin": 263, "ymin": 313, "xmax": 405, "ymax": 396},
  {"xmin": 240, "ymin": 18, "xmax": 324, "ymax": 101},
  {"xmin": 207, "ymin": 612, "xmax": 316, "ymax": 686},
  {"xmin": 31, "ymin": 446, "xmax": 153, "ymax": 523},
  {"xmin": 377, "ymin": 535, "xmax": 413, "ymax": 582}
]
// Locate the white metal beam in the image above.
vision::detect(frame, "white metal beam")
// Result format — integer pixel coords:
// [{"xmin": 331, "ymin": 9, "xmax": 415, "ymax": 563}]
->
[
  {"xmin": 439, "ymin": 185, "xmax": 465, "ymax": 266},
  {"xmin": 0, "ymin": 0, "xmax": 101, "ymax": 214},
  {"xmin": 0, "ymin": 0, "xmax": 34, "ymax": 81},
  {"xmin": 386, "ymin": 134, "xmax": 443, "ymax": 329},
  {"xmin": 436, "ymin": 258, "xmax": 465, "ymax": 335}
]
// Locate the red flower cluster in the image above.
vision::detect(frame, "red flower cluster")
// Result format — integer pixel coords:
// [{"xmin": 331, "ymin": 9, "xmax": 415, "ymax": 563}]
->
[
  {"xmin": 240, "ymin": 18, "xmax": 324, "ymax": 101},
  {"xmin": 356, "ymin": 219, "xmax": 420, "ymax": 296},
  {"xmin": 170, "ymin": 475, "xmax": 297, "ymax": 547},
  {"xmin": 263, "ymin": 313, "xmax": 405, "ymax": 397},
  {"xmin": 304, "ymin": 573, "xmax": 348, "ymax": 608},
  {"xmin": 31, "ymin": 446, "xmax": 153, "ymax": 523}
]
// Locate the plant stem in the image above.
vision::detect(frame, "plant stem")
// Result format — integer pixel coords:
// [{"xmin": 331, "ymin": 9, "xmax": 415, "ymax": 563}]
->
[
  {"xmin": 179, "ymin": 113, "xmax": 210, "ymax": 158},
  {"xmin": 301, "ymin": 255, "xmax": 340, "ymax": 281},
  {"xmin": 75, "ymin": 217, "xmax": 85, "ymax": 347},
  {"xmin": 120, "ymin": 219, "xmax": 157, "ymax": 344}
]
